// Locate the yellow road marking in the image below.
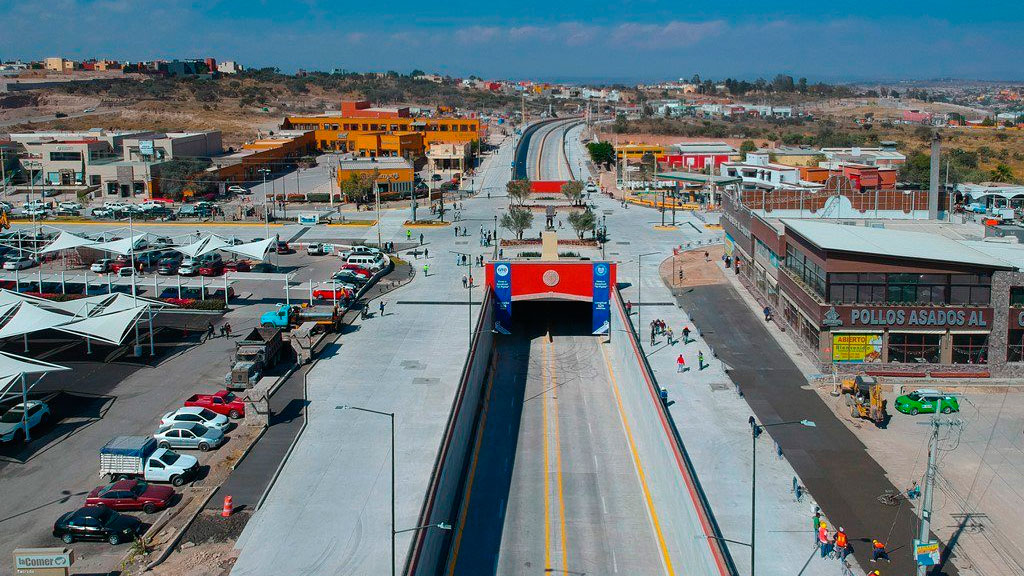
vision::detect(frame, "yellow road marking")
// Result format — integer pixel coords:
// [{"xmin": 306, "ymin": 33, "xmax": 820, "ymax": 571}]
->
[
  {"xmin": 444, "ymin": 360, "xmax": 497, "ymax": 575},
  {"xmin": 542, "ymin": 337, "xmax": 552, "ymax": 572},
  {"xmin": 548, "ymin": 336, "xmax": 569, "ymax": 574},
  {"xmin": 599, "ymin": 341, "xmax": 676, "ymax": 576}
]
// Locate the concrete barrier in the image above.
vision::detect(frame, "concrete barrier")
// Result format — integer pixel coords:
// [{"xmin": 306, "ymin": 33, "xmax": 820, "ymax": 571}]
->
[{"xmin": 406, "ymin": 290, "xmax": 494, "ymax": 575}]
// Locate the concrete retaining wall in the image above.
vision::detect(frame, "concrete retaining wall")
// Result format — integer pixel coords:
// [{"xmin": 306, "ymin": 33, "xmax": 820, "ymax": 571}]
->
[{"xmin": 406, "ymin": 290, "xmax": 494, "ymax": 575}]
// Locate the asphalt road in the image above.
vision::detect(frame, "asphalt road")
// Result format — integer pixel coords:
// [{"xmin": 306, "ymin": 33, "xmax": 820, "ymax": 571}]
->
[
  {"xmin": 678, "ymin": 282, "xmax": 958, "ymax": 576},
  {"xmin": 448, "ymin": 304, "xmax": 667, "ymax": 575}
]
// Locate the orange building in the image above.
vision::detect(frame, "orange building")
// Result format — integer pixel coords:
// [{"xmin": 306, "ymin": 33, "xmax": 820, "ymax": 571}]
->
[
  {"xmin": 212, "ymin": 130, "xmax": 316, "ymax": 185},
  {"xmin": 799, "ymin": 164, "xmax": 898, "ymax": 191},
  {"xmin": 351, "ymin": 131, "xmax": 424, "ymax": 158},
  {"xmin": 337, "ymin": 157, "xmax": 415, "ymax": 196},
  {"xmin": 283, "ymin": 101, "xmax": 480, "ymax": 155}
]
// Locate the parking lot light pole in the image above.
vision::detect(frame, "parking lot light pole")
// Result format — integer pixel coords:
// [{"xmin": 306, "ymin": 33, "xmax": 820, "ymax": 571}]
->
[
  {"xmin": 258, "ymin": 168, "xmax": 271, "ymax": 238},
  {"xmin": 750, "ymin": 418, "xmax": 815, "ymax": 576},
  {"xmin": 337, "ymin": 405, "xmax": 395, "ymax": 576}
]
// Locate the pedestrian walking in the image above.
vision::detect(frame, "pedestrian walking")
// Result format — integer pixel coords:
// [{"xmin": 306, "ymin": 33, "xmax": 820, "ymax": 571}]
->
[
  {"xmin": 424, "ymin": 248, "xmax": 429, "ymax": 258},
  {"xmin": 763, "ymin": 306, "xmax": 773, "ymax": 322},
  {"xmin": 833, "ymin": 526, "xmax": 849, "ymax": 561},
  {"xmin": 206, "ymin": 322, "xmax": 215, "ymax": 341},
  {"xmin": 219, "ymin": 325, "xmax": 226, "ymax": 338},
  {"xmin": 704, "ymin": 251, "xmax": 710, "ymax": 262},
  {"xmin": 419, "ymin": 233, "xmax": 424, "ymax": 245},
  {"xmin": 462, "ymin": 274, "xmax": 468, "ymax": 288},
  {"xmin": 682, "ymin": 325, "xmax": 691, "ymax": 343},
  {"xmin": 454, "ymin": 226, "xmax": 458, "ymax": 237},
  {"xmin": 812, "ymin": 509, "xmax": 821, "ymax": 544},
  {"xmin": 424, "ymin": 263, "xmax": 429, "ymax": 276},
  {"xmin": 498, "ymin": 248, "xmax": 504, "ymax": 259},
  {"xmin": 379, "ymin": 300, "xmax": 386, "ymax": 317},
  {"xmin": 468, "ymin": 275, "xmax": 474, "ymax": 287},
  {"xmin": 676, "ymin": 354, "xmax": 685, "ymax": 373},
  {"xmin": 698, "ymin": 350, "xmax": 705, "ymax": 370},
  {"xmin": 666, "ymin": 327, "xmax": 673, "ymax": 345},
  {"xmin": 818, "ymin": 522, "xmax": 831, "ymax": 558},
  {"xmin": 870, "ymin": 540, "xmax": 890, "ymax": 563},
  {"xmin": 406, "ymin": 229, "xmax": 412, "ymax": 241},
  {"xmin": 650, "ymin": 326, "xmax": 656, "ymax": 347}
]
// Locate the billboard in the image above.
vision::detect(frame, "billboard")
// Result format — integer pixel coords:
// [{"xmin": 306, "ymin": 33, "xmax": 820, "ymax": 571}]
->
[
  {"xmin": 592, "ymin": 262, "xmax": 610, "ymax": 335},
  {"xmin": 832, "ymin": 333, "xmax": 882, "ymax": 363},
  {"xmin": 493, "ymin": 261, "xmax": 511, "ymax": 334},
  {"xmin": 139, "ymin": 140, "xmax": 154, "ymax": 156}
]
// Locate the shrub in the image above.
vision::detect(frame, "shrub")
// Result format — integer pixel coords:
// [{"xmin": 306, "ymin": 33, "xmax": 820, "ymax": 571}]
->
[
  {"xmin": 286, "ymin": 193, "xmax": 306, "ymax": 202},
  {"xmin": 306, "ymin": 193, "xmax": 330, "ymax": 202}
]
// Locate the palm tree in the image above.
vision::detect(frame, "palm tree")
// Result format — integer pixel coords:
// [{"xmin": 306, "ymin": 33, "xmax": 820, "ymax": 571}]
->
[{"xmin": 991, "ymin": 163, "xmax": 1015, "ymax": 183}]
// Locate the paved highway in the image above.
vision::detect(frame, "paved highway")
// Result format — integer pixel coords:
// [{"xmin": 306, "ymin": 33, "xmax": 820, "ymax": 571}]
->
[{"xmin": 447, "ymin": 306, "xmax": 670, "ymax": 575}]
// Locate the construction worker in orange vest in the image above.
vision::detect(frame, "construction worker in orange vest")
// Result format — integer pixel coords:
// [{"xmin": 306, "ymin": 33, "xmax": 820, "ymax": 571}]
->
[
  {"xmin": 871, "ymin": 539, "xmax": 891, "ymax": 562},
  {"xmin": 833, "ymin": 526, "xmax": 849, "ymax": 560}
]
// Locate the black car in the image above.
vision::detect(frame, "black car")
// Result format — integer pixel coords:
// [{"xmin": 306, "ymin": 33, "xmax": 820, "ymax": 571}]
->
[
  {"xmin": 52, "ymin": 505, "xmax": 142, "ymax": 545},
  {"xmin": 157, "ymin": 254, "xmax": 184, "ymax": 275}
]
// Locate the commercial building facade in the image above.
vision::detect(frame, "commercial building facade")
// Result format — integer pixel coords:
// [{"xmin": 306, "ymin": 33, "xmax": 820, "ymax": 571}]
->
[
  {"xmin": 212, "ymin": 130, "xmax": 315, "ymax": 187},
  {"xmin": 722, "ymin": 189, "xmax": 1024, "ymax": 376},
  {"xmin": 336, "ymin": 157, "xmax": 414, "ymax": 196},
  {"xmin": 283, "ymin": 100, "xmax": 480, "ymax": 155}
]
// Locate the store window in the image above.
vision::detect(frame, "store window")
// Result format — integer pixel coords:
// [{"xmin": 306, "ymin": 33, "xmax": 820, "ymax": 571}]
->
[
  {"xmin": 1008, "ymin": 329, "xmax": 1024, "ymax": 362},
  {"xmin": 49, "ymin": 151, "xmax": 82, "ymax": 162},
  {"xmin": 951, "ymin": 333, "xmax": 989, "ymax": 364},
  {"xmin": 886, "ymin": 274, "xmax": 947, "ymax": 305},
  {"xmin": 950, "ymin": 274, "xmax": 991, "ymax": 306},
  {"xmin": 887, "ymin": 333, "xmax": 942, "ymax": 363},
  {"xmin": 785, "ymin": 244, "xmax": 825, "ymax": 298},
  {"xmin": 1010, "ymin": 287, "xmax": 1024, "ymax": 307}
]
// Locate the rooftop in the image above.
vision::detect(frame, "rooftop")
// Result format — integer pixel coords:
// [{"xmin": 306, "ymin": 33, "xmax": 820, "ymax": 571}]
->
[
  {"xmin": 781, "ymin": 218, "xmax": 1018, "ymax": 269},
  {"xmin": 339, "ymin": 157, "xmax": 412, "ymax": 170}
]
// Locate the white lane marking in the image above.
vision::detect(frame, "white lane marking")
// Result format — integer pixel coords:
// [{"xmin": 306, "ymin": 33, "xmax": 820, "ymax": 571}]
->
[
  {"xmin": 602, "ymin": 495, "xmax": 608, "ymax": 514},
  {"xmin": 613, "ymin": 550, "xmax": 619, "ymax": 573}
]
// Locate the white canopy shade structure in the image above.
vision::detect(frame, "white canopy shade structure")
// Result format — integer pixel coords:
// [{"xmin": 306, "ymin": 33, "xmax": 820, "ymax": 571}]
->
[
  {"xmin": 0, "ymin": 302, "xmax": 77, "ymax": 339},
  {"xmin": 0, "ymin": 351, "xmax": 70, "ymax": 442},
  {"xmin": 0, "ymin": 291, "xmax": 27, "ymax": 308},
  {"xmin": 222, "ymin": 237, "xmax": 275, "ymax": 262},
  {"xmin": 27, "ymin": 294, "xmax": 113, "ymax": 317},
  {"xmin": 57, "ymin": 306, "xmax": 149, "ymax": 345},
  {"xmin": 177, "ymin": 235, "xmax": 231, "ymax": 259},
  {"xmin": 39, "ymin": 231, "xmax": 99, "ymax": 255},
  {"xmin": 98, "ymin": 292, "xmax": 169, "ymax": 314},
  {"xmin": 90, "ymin": 235, "xmax": 150, "ymax": 256}
]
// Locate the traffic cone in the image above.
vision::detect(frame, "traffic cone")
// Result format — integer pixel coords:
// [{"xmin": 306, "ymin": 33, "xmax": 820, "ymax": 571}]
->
[{"xmin": 221, "ymin": 495, "xmax": 233, "ymax": 518}]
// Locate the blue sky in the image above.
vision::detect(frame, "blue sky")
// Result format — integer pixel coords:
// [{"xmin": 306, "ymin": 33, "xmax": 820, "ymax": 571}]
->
[{"xmin": 2, "ymin": 0, "xmax": 1022, "ymax": 82}]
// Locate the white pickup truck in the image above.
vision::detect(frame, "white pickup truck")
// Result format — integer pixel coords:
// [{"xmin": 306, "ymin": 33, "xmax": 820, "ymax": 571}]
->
[{"xmin": 99, "ymin": 436, "xmax": 200, "ymax": 487}]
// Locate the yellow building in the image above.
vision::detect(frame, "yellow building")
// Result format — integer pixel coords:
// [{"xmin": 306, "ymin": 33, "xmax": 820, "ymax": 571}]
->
[
  {"xmin": 283, "ymin": 104, "xmax": 480, "ymax": 155},
  {"xmin": 44, "ymin": 57, "xmax": 75, "ymax": 73},
  {"xmin": 615, "ymin": 143, "xmax": 667, "ymax": 162}
]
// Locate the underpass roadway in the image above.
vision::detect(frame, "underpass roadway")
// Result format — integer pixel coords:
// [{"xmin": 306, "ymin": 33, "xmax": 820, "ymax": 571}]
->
[{"xmin": 445, "ymin": 303, "xmax": 717, "ymax": 576}]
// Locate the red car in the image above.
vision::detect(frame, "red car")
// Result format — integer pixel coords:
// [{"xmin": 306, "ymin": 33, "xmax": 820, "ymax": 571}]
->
[
  {"xmin": 224, "ymin": 260, "xmax": 251, "ymax": 273},
  {"xmin": 109, "ymin": 256, "xmax": 132, "ymax": 273},
  {"xmin": 199, "ymin": 261, "xmax": 225, "ymax": 276},
  {"xmin": 312, "ymin": 287, "xmax": 352, "ymax": 301},
  {"xmin": 185, "ymin": 390, "xmax": 245, "ymax": 419},
  {"xmin": 85, "ymin": 479, "xmax": 174, "ymax": 514},
  {"xmin": 339, "ymin": 264, "xmax": 371, "ymax": 277}
]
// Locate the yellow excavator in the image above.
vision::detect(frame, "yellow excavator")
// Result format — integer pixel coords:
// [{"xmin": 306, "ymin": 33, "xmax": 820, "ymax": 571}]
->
[{"xmin": 841, "ymin": 375, "xmax": 887, "ymax": 424}]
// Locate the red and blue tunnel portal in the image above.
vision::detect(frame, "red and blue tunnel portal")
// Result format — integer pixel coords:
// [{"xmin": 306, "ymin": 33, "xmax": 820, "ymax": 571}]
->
[{"xmin": 485, "ymin": 261, "xmax": 617, "ymax": 335}]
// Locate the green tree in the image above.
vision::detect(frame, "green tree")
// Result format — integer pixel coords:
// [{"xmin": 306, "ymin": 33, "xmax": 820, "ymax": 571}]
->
[
  {"xmin": 638, "ymin": 152, "xmax": 657, "ymax": 183},
  {"xmin": 991, "ymin": 163, "xmax": 1015, "ymax": 182},
  {"xmin": 500, "ymin": 206, "xmax": 534, "ymax": 240},
  {"xmin": 586, "ymin": 141, "xmax": 615, "ymax": 167},
  {"xmin": 567, "ymin": 209, "xmax": 596, "ymax": 239},
  {"xmin": 739, "ymin": 140, "xmax": 757, "ymax": 154},
  {"xmin": 339, "ymin": 170, "xmax": 376, "ymax": 205},
  {"xmin": 981, "ymin": 116, "xmax": 996, "ymax": 127},
  {"xmin": 612, "ymin": 113, "xmax": 629, "ymax": 134},
  {"xmin": 561, "ymin": 180, "xmax": 584, "ymax": 206},
  {"xmin": 156, "ymin": 158, "xmax": 213, "ymax": 201},
  {"xmin": 506, "ymin": 179, "xmax": 532, "ymax": 206}
]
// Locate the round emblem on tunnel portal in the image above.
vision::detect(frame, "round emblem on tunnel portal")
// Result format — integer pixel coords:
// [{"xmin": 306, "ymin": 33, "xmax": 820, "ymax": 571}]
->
[
  {"xmin": 543, "ymin": 270, "xmax": 560, "ymax": 287},
  {"xmin": 496, "ymin": 264, "xmax": 509, "ymax": 277}
]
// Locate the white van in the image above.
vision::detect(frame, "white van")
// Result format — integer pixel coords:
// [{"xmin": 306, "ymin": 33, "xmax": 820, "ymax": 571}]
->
[{"xmin": 346, "ymin": 252, "xmax": 389, "ymax": 271}]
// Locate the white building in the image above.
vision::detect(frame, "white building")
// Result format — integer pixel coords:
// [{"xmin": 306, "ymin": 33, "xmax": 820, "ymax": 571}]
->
[
  {"xmin": 720, "ymin": 152, "xmax": 819, "ymax": 191},
  {"xmin": 216, "ymin": 61, "xmax": 244, "ymax": 74}
]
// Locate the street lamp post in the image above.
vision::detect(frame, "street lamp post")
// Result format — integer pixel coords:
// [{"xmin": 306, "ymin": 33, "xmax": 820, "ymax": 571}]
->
[
  {"xmin": 493, "ymin": 214, "xmax": 498, "ymax": 259},
  {"xmin": 450, "ymin": 250, "xmax": 473, "ymax": 346},
  {"xmin": 636, "ymin": 252, "xmax": 657, "ymax": 346},
  {"xmin": 337, "ymin": 405, "xmax": 396, "ymax": 576},
  {"xmin": 749, "ymin": 418, "xmax": 815, "ymax": 576}
]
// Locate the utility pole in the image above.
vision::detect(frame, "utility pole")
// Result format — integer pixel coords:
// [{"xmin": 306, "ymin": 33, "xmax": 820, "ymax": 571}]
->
[{"xmin": 916, "ymin": 417, "xmax": 962, "ymax": 576}]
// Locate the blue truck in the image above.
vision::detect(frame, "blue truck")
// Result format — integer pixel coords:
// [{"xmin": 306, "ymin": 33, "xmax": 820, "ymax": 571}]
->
[{"xmin": 259, "ymin": 304, "xmax": 340, "ymax": 330}]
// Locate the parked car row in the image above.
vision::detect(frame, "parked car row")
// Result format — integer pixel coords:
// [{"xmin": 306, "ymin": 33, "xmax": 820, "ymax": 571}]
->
[{"xmin": 52, "ymin": 387, "xmax": 244, "ymax": 546}]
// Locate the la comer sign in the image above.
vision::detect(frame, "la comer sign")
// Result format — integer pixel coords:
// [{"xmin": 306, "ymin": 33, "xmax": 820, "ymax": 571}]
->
[{"xmin": 838, "ymin": 306, "xmax": 992, "ymax": 328}]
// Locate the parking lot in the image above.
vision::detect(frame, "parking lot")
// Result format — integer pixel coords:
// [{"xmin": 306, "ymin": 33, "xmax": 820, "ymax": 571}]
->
[{"xmin": 0, "ymin": 236, "xmax": 377, "ymax": 574}]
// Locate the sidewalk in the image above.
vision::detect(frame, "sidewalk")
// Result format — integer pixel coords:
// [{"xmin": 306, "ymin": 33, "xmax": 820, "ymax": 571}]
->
[
  {"xmin": 633, "ymin": 257, "xmax": 864, "ymax": 576},
  {"xmin": 669, "ymin": 253, "xmax": 957, "ymax": 576}
]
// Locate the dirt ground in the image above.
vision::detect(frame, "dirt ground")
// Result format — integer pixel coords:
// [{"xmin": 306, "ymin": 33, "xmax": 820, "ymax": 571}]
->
[{"xmin": 659, "ymin": 244, "xmax": 725, "ymax": 290}]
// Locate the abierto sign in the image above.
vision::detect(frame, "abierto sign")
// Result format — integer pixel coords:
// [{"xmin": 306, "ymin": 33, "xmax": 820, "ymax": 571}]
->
[{"xmin": 13, "ymin": 547, "xmax": 73, "ymax": 575}]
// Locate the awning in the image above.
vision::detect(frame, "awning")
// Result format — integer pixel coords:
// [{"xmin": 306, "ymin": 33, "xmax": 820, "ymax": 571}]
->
[
  {"xmin": 0, "ymin": 302, "xmax": 77, "ymax": 339},
  {"xmin": 57, "ymin": 306, "xmax": 148, "ymax": 345},
  {"xmin": 39, "ymin": 231, "xmax": 98, "ymax": 254},
  {"xmin": 176, "ymin": 235, "xmax": 231, "ymax": 258},
  {"xmin": 97, "ymin": 292, "xmax": 169, "ymax": 314},
  {"xmin": 91, "ymin": 235, "xmax": 150, "ymax": 256},
  {"xmin": 223, "ymin": 237, "xmax": 275, "ymax": 262}
]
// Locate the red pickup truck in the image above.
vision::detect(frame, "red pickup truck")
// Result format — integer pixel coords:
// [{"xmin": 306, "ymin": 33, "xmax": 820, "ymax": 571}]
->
[{"xmin": 184, "ymin": 390, "xmax": 245, "ymax": 419}]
